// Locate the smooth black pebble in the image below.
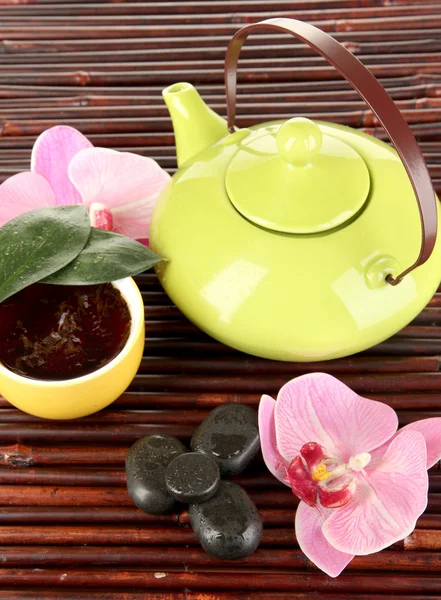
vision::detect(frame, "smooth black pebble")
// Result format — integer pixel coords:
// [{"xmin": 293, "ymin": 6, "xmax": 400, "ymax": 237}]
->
[
  {"xmin": 126, "ymin": 434, "xmax": 186, "ymax": 514},
  {"xmin": 189, "ymin": 481, "xmax": 263, "ymax": 560},
  {"xmin": 166, "ymin": 452, "xmax": 220, "ymax": 504},
  {"xmin": 190, "ymin": 404, "xmax": 259, "ymax": 476}
]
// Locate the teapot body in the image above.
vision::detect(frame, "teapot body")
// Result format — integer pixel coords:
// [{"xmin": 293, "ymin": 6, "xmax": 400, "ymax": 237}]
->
[{"xmin": 150, "ymin": 121, "xmax": 441, "ymax": 361}]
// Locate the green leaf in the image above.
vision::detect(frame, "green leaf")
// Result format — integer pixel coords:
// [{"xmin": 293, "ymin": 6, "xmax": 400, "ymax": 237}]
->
[
  {"xmin": 43, "ymin": 228, "xmax": 163, "ymax": 285},
  {"xmin": 0, "ymin": 205, "xmax": 91, "ymax": 304}
]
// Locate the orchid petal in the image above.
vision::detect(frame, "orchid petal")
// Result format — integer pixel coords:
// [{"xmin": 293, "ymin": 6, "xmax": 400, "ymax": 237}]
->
[
  {"xmin": 285, "ymin": 456, "xmax": 317, "ymax": 506},
  {"xmin": 275, "ymin": 373, "xmax": 398, "ymax": 463},
  {"xmin": 68, "ymin": 148, "xmax": 170, "ymax": 238},
  {"xmin": 323, "ymin": 430, "xmax": 428, "ymax": 556},
  {"xmin": 258, "ymin": 394, "xmax": 289, "ymax": 485},
  {"xmin": 370, "ymin": 418, "xmax": 441, "ymax": 470},
  {"xmin": 295, "ymin": 502, "xmax": 354, "ymax": 578},
  {"xmin": 399, "ymin": 418, "xmax": 441, "ymax": 469},
  {"xmin": 0, "ymin": 172, "xmax": 56, "ymax": 226},
  {"xmin": 31, "ymin": 125, "xmax": 92, "ymax": 205},
  {"xmin": 111, "ymin": 188, "xmax": 164, "ymax": 239}
]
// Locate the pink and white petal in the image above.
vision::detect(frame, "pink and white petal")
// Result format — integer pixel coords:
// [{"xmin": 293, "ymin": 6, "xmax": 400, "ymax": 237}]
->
[
  {"xmin": 0, "ymin": 172, "xmax": 56, "ymax": 226},
  {"xmin": 111, "ymin": 190, "xmax": 161, "ymax": 239},
  {"xmin": 295, "ymin": 502, "xmax": 354, "ymax": 578},
  {"xmin": 258, "ymin": 394, "xmax": 289, "ymax": 485},
  {"xmin": 399, "ymin": 419, "xmax": 441, "ymax": 469},
  {"xmin": 370, "ymin": 418, "xmax": 441, "ymax": 470},
  {"xmin": 322, "ymin": 430, "xmax": 428, "ymax": 556},
  {"xmin": 31, "ymin": 126, "xmax": 92, "ymax": 205},
  {"xmin": 275, "ymin": 373, "xmax": 398, "ymax": 464},
  {"xmin": 68, "ymin": 148, "xmax": 171, "ymax": 210}
]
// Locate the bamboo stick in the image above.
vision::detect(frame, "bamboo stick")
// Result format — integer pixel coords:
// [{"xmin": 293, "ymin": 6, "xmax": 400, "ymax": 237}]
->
[
  {"xmin": 0, "ymin": 593, "xmax": 440, "ymax": 600},
  {"xmin": 0, "ymin": 14, "xmax": 440, "ymax": 41},
  {"xmin": 0, "ymin": 569, "xmax": 439, "ymax": 593},
  {"xmin": 0, "ymin": 409, "xmax": 206, "ymax": 425},
  {"xmin": 124, "ymin": 373, "xmax": 441, "ymax": 393},
  {"xmin": 404, "ymin": 529, "xmax": 441, "ymax": 550},
  {"xmin": 398, "ymin": 326, "xmax": 441, "ymax": 338},
  {"xmin": 0, "ymin": 545, "xmax": 441, "ymax": 572},
  {"xmin": 0, "ymin": 77, "xmax": 436, "ymax": 106},
  {"xmin": 3, "ymin": 42, "xmax": 441, "ymax": 65},
  {"xmin": 3, "ymin": 100, "xmax": 441, "ymax": 126},
  {"xmin": 0, "ymin": 468, "xmax": 129, "ymax": 487},
  {"xmin": 0, "ymin": 526, "xmax": 200, "ymax": 547},
  {"xmin": 0, "ymin": 75, "xmax": 436, "ymax": 98},
  {"xmin": 0, "ymin": 506, "xmax": 179, "ymax": 525},
  {"xmin": 1, "ymin": 53, "xmax": 441, "ymax": 73},
  {"xmin": 0, "ymin": 4, "xmax": 439, "ymax": 23},
  {"xmin": 0, "ymin": 98, "xmax": 431, "ymax": 118},
  {"xmin": 0, "ymin": 0, "xmax": 439, "ymax": 10},
  {"xmin": 0, "ymin": 486, "xmax": 134, "ymax": 507},
  {"xmin": 136, "ymin": 356, "xmax": 441, "ymax": 374},
  {"xmin": 1, "ymin": 65, "xmax": 441, "ymax": 88},
  {"xmin": 2, "ymin": 27, "xmax": 440, "ymax": 56},
  {"xmin": 0, "ymin": 525, "xmax": 298, "ymax": 547},
  {"xmin": 143, "ymin": 318, "xmax": 441, "ymax": 338},
  {"xmin": 0, "ymin": 423, "xmax": 194, "ymax": 444},
  {"xmin": 0, "ymin": 88, "xmax": 438, "ymax": 112},
  {"xmin": 149, "ymin": 337, "xmax": 441, "ymax": 357},
  {"xmin": 0, "ymin": 1, "xmax": 356, "ymax": 15},
  {"xmin": 0, "ymin": 592, "xmax": 182, "ymax": 600},
  {"xmin": 2, "ymin": 389, "xmax": 441, "ymax": 411},
  {"xmin": 0, "ymin": 0, "xmax": 421, "ymax": 13}
]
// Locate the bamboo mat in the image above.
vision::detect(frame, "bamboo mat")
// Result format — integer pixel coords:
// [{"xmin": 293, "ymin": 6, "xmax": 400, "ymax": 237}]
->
[{"xmin": 1, "ymin": 0, "xmax": 441, "ymax": 598}]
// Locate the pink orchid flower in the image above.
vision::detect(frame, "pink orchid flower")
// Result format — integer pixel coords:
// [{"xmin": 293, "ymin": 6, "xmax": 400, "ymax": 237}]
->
[
  {"xmin": 259, "ymin": 373, "xmax": 441, "ymax": 578},
  {"xmin": 0, "ymin": 125, "xmax": 170, "ymax": 240}
]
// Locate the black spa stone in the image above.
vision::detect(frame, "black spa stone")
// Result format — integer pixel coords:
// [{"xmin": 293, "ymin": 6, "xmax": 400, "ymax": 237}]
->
[
  {"xmin": 190, "ymin": 404, "xmax": 259, "ymax": 476},
  {"xmin": 125, "ymin": 434, "xmax": 186, "ymax": 515},
  {"xmin": 165, "ymin": 452, "xmax": 221, "ymax": 504},
  {"xmin": 189, "ymin": 481, "xmax": 263, "ymax": 560}
]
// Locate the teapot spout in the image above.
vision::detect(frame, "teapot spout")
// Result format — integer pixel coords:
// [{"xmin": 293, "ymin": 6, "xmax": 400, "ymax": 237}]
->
[{"xmin": 163, "ymin": 82, "xmax": 228, "ymax": 167}]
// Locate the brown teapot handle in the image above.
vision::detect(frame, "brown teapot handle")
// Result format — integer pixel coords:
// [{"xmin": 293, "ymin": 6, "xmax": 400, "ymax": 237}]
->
[{"xmin": 224, "ymin": 18, "xmax": 437, "ymax": 285}]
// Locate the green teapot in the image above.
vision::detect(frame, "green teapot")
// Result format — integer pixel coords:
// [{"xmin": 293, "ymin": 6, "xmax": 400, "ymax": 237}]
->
[{"xmin": 150, "ymin": 18, "xmax": 441, "ymax": 362}]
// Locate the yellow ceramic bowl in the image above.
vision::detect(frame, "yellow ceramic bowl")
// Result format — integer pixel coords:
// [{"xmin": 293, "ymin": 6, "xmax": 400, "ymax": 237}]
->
[{"xmin": 0, "ymin": 278, "xmax": 145, "ymax": 420}]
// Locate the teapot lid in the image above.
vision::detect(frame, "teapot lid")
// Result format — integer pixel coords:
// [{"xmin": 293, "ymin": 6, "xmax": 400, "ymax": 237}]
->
[{"xmin": 225, "ymin": 117, "xmax": 371, "ymax": 234}]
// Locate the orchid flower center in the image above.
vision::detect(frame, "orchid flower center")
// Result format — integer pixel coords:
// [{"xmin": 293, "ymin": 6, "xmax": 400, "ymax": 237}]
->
[
  {"xmin": 312, "ymin": 463, "xmax": 332, "ymax": 482},
  {"xmin": 89, "ymin": 202, "xmax": 113, "ymax": 231},
  {"xmin": 312, "ymin": 451, "xmax": 371, "ymax": 482},
  {"xmin": 284, "ymin": 442, "xmax": 371, "ymax": 509}
]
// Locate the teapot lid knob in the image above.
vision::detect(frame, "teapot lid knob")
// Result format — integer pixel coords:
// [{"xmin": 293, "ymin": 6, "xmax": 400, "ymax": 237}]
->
[
  {"xmin": 276, "ymin": 117, "xmax": 322, "ymax": 166},
  {"xmin": 225, "ymin": 121, "xmax": 371, "ymax": 235}
]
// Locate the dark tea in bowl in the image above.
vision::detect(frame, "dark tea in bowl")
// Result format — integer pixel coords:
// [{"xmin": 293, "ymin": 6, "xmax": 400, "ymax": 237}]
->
[{"xmin": 0, "ymin": 283, "xmax": 131, "ymax": 381}]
